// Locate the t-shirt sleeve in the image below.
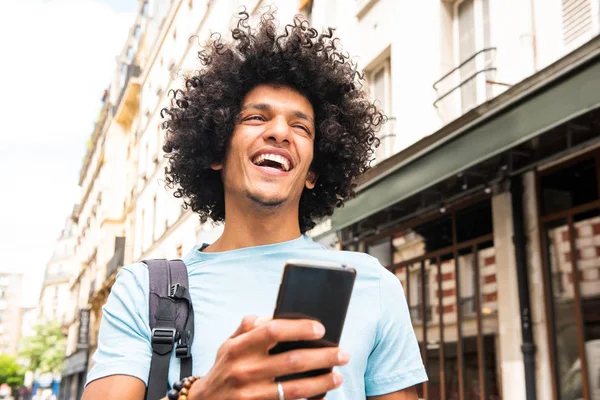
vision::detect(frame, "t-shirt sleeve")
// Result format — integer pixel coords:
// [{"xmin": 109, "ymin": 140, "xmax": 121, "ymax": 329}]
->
[
  {"xmin": 364, "ymin": 262, "xmax": 428, "ymax": 396},
  {"xmin": 85, "ymin": 264, "xmax": 152, "ymax": 387}
]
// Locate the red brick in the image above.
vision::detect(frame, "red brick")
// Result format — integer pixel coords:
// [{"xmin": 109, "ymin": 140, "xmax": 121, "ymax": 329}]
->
[
  {"xmin": 593, "ymin": 223, "xmax": 600, "ymax": 235},
  {"xmin": 484, "ymin": 274, "xmax": 497, "ymax": 284},
  {"xmin": 436, "ymin": 305, "xmax": 455, "ymax": 314},
  {"xmin": 562, "ymin": 230, "xmax": 570, "ymax": 242},
  {"xmin": 436, "ymin": 288, "xmax": 455, "ymax": 298},
  {"xmin": 483, "ymin": 292, "xmax": 497, "ymax": 303},
  {"xmin": 484, "ymin": 256, "xmax": 495, "ymax": 266},
  {"xmin": 441, "ymin": 272, "xmax": 454, "ymax": 281},
  {"xmin": 596, "ymin": 246, "xmax": 600, "ymax": 257},
  {"xmin": 567, "ymin": 270, "xmax": 583, "ymax": 283}
]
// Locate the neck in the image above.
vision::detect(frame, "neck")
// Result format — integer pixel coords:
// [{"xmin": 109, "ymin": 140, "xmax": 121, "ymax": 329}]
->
[{"xmin": 205, "ymin": 197, "xmax": 302, "ymax": 252}]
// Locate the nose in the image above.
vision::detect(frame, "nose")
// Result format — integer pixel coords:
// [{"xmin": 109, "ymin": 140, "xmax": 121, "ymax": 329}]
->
[{"xmin": 262, "ymin": 115, "xmax": 291, "ymax": 144}]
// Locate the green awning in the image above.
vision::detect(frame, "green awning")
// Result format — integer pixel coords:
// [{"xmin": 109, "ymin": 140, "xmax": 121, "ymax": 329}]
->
[{"xmin": 314, "ymin": 45, "xmax": 600, "ymax": 239}]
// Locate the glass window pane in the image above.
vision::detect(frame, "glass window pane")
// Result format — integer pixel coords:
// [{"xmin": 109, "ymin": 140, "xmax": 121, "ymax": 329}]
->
[
  {"xmin": 372, "ymin": 67, "xmax": 386, "ymax": 111},
  {"xmin": 540, "ymin": 157, "xmax": 598, "ymax": 215},
  {"xmin": 546, "ymin": 218, "xmax": 583, "ymax": 400},
  {"xmin": 456, "ymin": 200, "xmax": 493, "ymax": 242},
  {"xmin": 573, "ymin": 209, "xmax": 600, "ymax": 400},
  {"xmin": 367, "ymin": 237, "xmax": 392, "ymax": 268}
]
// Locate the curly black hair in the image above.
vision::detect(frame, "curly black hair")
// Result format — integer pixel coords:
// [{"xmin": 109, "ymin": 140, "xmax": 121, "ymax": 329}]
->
[{"xmin": 161, "ymin": 10, "xmax": 385, "ymax": 233}]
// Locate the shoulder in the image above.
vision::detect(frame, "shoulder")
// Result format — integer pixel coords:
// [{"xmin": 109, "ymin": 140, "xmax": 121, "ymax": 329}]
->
[{"xmin": 112, "ymin": 262, "xmax": 150, "ymax": 293}]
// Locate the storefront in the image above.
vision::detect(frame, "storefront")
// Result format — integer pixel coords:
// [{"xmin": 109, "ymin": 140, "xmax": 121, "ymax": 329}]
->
[
  {"xmin": 314, "ymin": 37, "xmax": 600, "ymax": 399},
  {"xmin": 537, "ymin": 151, "xmax": 600, "ymax": 400},
  {"xmin": 60, "ymin": 309, "xmax": 90, "ymax": 400}
]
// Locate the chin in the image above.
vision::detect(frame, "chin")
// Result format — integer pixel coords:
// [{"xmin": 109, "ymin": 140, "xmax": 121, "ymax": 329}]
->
[{"xmin": 246, "ymin": 191, "xmax": 287, "ymax": 208}]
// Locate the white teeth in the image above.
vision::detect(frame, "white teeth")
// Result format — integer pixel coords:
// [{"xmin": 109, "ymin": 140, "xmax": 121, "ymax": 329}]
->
[{"xmin": 252, "ymin": 153, "xmax": 291, "ymax": 171}]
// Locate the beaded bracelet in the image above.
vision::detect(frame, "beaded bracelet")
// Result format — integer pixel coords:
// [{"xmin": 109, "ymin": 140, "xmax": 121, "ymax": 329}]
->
[{"xmin": 167, "ymin": 375, "xmax": 201, "ymax": 400}]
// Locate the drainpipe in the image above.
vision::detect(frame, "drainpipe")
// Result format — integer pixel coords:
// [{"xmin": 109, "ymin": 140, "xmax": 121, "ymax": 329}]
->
[{"xmin": 510, "ymin": 176, "xmax": 537, "ymax": 400}]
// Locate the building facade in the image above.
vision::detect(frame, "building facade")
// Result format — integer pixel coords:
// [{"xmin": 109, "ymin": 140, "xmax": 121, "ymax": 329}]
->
[
  {"xmin": 60, "ymin": 0, "xmax": 600, "ymax": 399},
  {"xmin": 38, "ymin": 215, "xmax": 79, "ymax": 325},
  {"xmin": 0, "ymin": 273, "xmax": 23, "ymax": 357}
]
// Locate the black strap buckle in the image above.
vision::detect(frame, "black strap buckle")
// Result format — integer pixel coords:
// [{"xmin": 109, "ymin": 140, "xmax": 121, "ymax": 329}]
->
[
  {"xmin": 175, "ymin": 329, "xmax": 191, "ymax": 358},
  {"xmin": 151, "ymin": 327, "xmax": 177, "ymax": 355},
  {"xmin": 152, "ymin": 327, "xmax": 177, "ymax": 344},
  {"xmin": 175, "ymin": 344, "xmax": 190, "ymax": 358}
]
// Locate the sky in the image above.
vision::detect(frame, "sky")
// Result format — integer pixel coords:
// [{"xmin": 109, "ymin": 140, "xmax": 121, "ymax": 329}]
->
[{"xmin": 0, "ymin": 0, "xmax": 137, "ymax": 307}]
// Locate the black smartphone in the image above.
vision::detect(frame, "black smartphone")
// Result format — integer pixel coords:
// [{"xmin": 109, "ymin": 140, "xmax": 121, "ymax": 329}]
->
[{"xmin": 269, "ymin": 259, "xmax": 356, "ymax": 384}]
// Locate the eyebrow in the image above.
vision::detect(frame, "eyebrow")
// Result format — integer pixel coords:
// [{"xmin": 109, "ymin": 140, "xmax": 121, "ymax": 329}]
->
[{"xmin": 241, "ymin": 103, "xmax": 314, "ymax": 123}]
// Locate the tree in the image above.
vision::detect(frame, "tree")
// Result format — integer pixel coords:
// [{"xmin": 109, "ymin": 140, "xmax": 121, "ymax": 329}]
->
[
  {"xmin": 0, "ymin": 354, "xmax": 24, "ymax": 390},
  {"xmin": 19, "ymin": 321, "xmax": 66, "ymax": 374}
]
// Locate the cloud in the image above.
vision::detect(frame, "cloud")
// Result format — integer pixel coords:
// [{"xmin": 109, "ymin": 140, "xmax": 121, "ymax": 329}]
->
[{"xmin": 0, "ymin": 0, "xmax": 135, "ymax": 307}]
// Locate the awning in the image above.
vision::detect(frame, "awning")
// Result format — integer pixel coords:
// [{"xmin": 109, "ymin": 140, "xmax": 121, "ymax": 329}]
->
[{"xmin": 313, "ymin": 38, "xmax": 600, "ymax": 239}]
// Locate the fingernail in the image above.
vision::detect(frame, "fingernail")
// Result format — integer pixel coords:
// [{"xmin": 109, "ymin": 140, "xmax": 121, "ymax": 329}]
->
[
  {"xmin": 313, "ymin": 322, "xmax": 325, "ymax": 336},
  {"xmin": 338, "ymin": 349, "xmax": 350, "ymax": 363},
  {"xmin": 333, "ymin": 372, "xmax": 343, "ymax": 386}
]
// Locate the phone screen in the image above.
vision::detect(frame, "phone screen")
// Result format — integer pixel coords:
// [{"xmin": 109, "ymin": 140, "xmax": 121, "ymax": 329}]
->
[{"xmin": 273, "ymin": 263, "xmax": 355, "ymax": 346}]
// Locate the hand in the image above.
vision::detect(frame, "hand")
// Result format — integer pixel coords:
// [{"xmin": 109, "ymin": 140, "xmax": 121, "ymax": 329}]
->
[{"xmin": 188, "ymin": 315, "xmax": 349, "ymax": 400}]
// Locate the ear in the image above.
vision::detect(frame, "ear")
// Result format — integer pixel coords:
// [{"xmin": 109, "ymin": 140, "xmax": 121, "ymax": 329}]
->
[
  {"xmin": 305, "ymin": 170, "xmax": 318, "ymax": 189},
  {"xmin": 211, "ymin": 162, "xmax": 223, "ymax": 171}
]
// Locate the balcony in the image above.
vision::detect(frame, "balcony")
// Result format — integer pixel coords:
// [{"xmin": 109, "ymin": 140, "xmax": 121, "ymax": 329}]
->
[
  {"xmin": 433, "ymin": 48, "xmax": 507, "ymax": 123},
  {"xmin": 114, "ymin": 63, "xmax": 141, "ymax": 127}
]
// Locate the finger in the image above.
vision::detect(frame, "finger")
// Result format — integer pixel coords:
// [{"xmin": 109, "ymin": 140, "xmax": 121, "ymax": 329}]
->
[
  {"xmin": 260, "ymin": 347, "xmax": 350, "ymax": 380},
  {"xmin": 230, "ymin": 315, "xmax": 260, "ymax": 338},
  {"xmin": 277, "ymin": 371, "xmax": 343, "ymax": 400},
  {"xmin": 240, "ymin": 319, "xmax": 325, "ymax": 349}
]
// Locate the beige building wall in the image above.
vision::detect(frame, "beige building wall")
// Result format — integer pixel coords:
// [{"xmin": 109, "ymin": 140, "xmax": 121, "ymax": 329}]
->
[
  {"xmin": 38, "ymin": 216, "xmax": 79, "ymax": 325},
  {"xmin": 0, "ymin": 273, "xmax": 24, "ymax": 356}
]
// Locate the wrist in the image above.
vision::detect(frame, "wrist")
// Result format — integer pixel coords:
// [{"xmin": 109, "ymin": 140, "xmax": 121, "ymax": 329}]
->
[
  {"xmin": 187, "ymin": 376, "xmax": 208, "ymax": 400},
  {"xmin": 167, "ymin": 376, "xmax": 202, "ymax": 400}
]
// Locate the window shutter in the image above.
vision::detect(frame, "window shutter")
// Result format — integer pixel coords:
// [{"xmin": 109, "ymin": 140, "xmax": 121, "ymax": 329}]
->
[{"xmin": 562, "ymin": 0, "xmax": 593, "ymax": 48}]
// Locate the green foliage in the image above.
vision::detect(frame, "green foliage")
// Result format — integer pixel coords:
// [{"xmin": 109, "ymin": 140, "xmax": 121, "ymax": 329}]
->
[
  {"xmin": 0, "ymin": 354, "xmax": 24, "ymax": 389},
  {"xmin": 19, "ymin": 321, "xmax": 66, "ymax": 374}
]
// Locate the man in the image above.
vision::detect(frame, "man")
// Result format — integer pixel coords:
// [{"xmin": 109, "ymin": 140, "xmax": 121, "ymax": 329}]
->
[{"xmin": 83, "ymin": 11, "xmax": 427, "ymax": 400}]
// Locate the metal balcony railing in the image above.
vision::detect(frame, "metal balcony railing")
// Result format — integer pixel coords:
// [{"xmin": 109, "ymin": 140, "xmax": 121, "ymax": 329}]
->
[{"xmin": 433, "ymin": 47, "xmax": 497, "ymax": 109}]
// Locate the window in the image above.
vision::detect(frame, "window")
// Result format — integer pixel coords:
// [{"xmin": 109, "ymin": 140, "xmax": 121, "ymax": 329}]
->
[
  {"xmin": 355, "ymin": 199, "xmax": 498, "ymax": 398},
  {"xmin": 538, "ymin": 151, "xmax": 600, "ymax": 399},
  {"xmin": 366, "ymin": 237, "xmax": 392, "ymax": 267},
  {"xmin": 141, "ymin": 1, "xmax": 149, "ymax": 17},
  {"xmin": 367, "ymin": 56, "xmax": 394, "ymax": 164},
  {"xmin": 436, "ymin": 0, "xmax": 494, "ymax": 121},
  {"xmin": 562, "ymin": 0, "xmax": 594, "ymax": 50},
  {"xmin": 454, "ymin": 0, "xmax": 492, "ymax": 113}
]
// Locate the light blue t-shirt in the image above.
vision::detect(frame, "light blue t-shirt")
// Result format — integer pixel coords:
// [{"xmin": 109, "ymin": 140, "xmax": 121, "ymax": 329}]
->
[{"xmin": 86, "ymin": 235, "xmax": 427, "ymax": 398}]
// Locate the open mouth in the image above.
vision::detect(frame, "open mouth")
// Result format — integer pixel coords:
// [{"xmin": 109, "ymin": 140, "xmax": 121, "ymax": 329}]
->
[{"xmin": 251, "ymin": 153, "xmax": 292, "ymax": 172}]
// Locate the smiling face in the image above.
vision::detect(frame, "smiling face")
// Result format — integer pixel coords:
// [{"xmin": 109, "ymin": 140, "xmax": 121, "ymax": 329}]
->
[{"xmin": 213, "ymin": 84, "xmax": 317, "ymax": 212}]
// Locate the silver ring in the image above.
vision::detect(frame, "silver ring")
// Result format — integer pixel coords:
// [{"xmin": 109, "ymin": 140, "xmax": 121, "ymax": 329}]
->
[{"xmin": 277, "ymin": 381, "xmax": 285, "ymax": 400}]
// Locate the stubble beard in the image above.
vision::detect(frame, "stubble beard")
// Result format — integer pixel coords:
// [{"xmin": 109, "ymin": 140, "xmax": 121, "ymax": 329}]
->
[{"xmin": 246, "ymin": 191, "xmax": 286, "ymax": 209}]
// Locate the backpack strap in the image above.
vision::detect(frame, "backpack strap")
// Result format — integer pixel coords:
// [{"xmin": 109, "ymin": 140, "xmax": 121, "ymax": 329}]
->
[{"xmin": 144, "ymin": 259, "xmax": 194, "ymax": 400}]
